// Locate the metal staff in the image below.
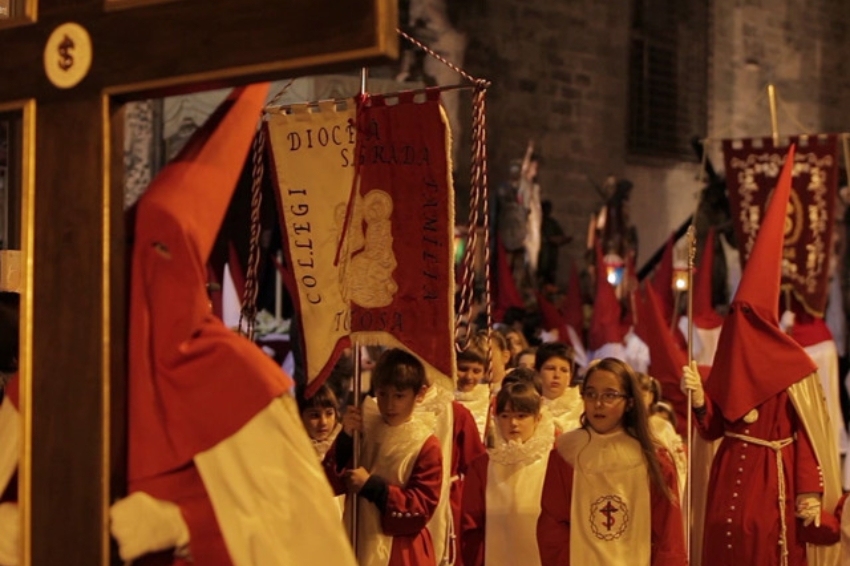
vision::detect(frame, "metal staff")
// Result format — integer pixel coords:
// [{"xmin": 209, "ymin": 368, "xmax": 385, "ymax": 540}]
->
[
  {"xmin": 685, "ymin": 224, "xmax": 696, "ymax": 562},
  {"xmin": 346, "ymin": 65, "xmax": 369, "ymax": 556},
  {"xmin": 349, "ymin": 340, "xmax": 362, "ymax": 554}
]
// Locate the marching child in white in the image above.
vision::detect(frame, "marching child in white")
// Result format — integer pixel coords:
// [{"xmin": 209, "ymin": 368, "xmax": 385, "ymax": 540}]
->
[
  {"xmin": 461, "ymin": 374, "xmax": 553, "ymax": 566},
  {"xmin": 535, "ymin": 342, "xmax": 582, "ymax": 436},
  {"xmin": 297, "ymin": 382, "xmax": 345, "ymax": 516},
  {"xmin": 323, "ymin": 348, "xmax": 443, "ymax": 566},
  {"xmin": 454, "ymin": 341, "xmax": 491, "ymax": 442},
  {"xmin": 537, "ymin": 358, "xmax": 686, "ymax": 566}
]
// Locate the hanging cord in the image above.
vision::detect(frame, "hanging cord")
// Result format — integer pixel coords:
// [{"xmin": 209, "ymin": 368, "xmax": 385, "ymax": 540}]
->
[
  {"xmin": 238, "ymin": 80, "xmax": 299, "ymax": 339},
  {"xmin": 775, "ymin": 92, "xmax": 814, "ymax": 137},
  {"xmin": 239, "ymin": 127, "xmax": 267, "ymax": 339}
]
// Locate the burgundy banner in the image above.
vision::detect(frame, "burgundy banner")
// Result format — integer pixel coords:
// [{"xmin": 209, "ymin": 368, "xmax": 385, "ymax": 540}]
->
[
  {"xmin": 343, "ymin": 90, "xmax": 455, "ymax": 382},
  {"xmin": 723, "ymin": 135, "xmax": 838, "ymax": 316}
]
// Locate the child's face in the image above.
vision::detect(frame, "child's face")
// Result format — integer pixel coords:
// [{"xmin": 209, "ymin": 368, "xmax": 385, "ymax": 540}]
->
[
  {"xmin": 301, "ymin": 407, "xmax": 337, "ymax": 442},
  {"xmin": 375, "ymin": 385, "xmax": 422, "ymax": 426},
  {"xmin": 457, "ymin": 360, "xmax": 485, "ymax": 392},
  {"xmin": 496, "ymin": 401, "xmax": 540, "ymax": 443},
  {"xmin": 539, "ymin": 356, "xmax": 572, "ymax": 400},
  {"xmin": 517, "ymin": 352, "xmax": 536, "ymax": 371},
  {"xmin": 582, "ymin": 369, "xmax": 630, "ymax": 435},
  {"xmin": 505, "ymin": 332, "xmax": 524, "ymax": 358}
]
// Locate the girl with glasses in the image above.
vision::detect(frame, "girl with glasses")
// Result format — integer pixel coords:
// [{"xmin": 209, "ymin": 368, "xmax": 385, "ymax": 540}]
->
[{"xmin": 537, "ymin": 357, "xmax": 686, "ymax": 565}]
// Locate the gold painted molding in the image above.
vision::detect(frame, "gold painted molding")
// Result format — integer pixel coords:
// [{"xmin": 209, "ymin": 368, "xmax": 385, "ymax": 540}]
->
[{"xmin": 0, "ymin": 98, "xmax": 35, "ymax": 566}]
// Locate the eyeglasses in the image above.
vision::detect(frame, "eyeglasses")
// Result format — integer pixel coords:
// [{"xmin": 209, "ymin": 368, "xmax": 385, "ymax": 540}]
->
[{"xmin": 581, "ymin": 391, "xmax": 629, "ymax": 405}]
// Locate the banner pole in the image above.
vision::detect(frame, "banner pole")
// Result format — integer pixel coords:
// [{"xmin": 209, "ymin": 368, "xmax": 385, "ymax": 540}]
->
[
  {"xmin": 347, "ymin": 66, "xmax": 369, "ymax": 556},
  {"xmin": 768, "ymin": 84, "xmax": 780, "ymax": 146},
  {"xmin": 685, "ymin": 224, "xmax": 696, "ymax": 564},
  {"xmin": 349, "ymin": 340, "xmax": 361, "ymax": 556}
]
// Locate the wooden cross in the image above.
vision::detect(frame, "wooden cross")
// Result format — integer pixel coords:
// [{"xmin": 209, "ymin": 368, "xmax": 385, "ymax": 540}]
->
[{"xmin": 0, "ymin": 1, "xmax": 397, "ymax": 564}]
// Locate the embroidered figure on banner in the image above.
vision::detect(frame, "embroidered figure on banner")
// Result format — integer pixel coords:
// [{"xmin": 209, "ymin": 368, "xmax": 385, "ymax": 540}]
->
[
  {"xmin": 343, "ymin": 189, "xmax": 399, "ymax": 308},
  {"xmin": 589, "ymin": 495, "xmax": 630, "ymax": 541}
]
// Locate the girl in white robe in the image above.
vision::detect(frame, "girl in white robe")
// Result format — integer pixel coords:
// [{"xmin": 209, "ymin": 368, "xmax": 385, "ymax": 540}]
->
[
  {"xmin": 297, "ymin": 383, "xmax": 344, "ymax": 517},
  {"xmin": 460, "ymin": 379, "xmax": 553, "ymax": 566}
]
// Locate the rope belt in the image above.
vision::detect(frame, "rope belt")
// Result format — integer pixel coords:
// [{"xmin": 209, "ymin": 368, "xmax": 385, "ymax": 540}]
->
[{"xmin": 725, "ymin": 432, "xmax": 794, "ymax": 566}]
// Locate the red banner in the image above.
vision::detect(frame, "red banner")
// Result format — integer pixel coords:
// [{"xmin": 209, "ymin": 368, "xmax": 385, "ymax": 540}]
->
[
  {"xmin": 340, "ymin": 90, "xmax": 455, "ymax": 386},
  {"xmin": 723, "ymin": 135, "xmax": 839, "ymax": 316}
]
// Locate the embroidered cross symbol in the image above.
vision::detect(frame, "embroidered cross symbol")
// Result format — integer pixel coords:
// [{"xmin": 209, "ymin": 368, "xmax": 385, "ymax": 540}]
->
[{"xmin": 600, "ymin": 501, "xmax": 619, "ymax": 530}]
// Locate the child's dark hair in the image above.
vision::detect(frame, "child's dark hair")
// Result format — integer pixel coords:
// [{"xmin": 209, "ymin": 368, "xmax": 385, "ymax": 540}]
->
[
  {"xmin": 501, "ymin": 367, "xmax": 542, "ymax": 395},
  {"xmin": 581, "ymin": 358, "xmax": 673, "ymax": 501},
  {"xmin": 534, "ymin": 342, "xmax": 575, "ymax": 372},
  {"xmin": 457, "ymin": 340, "xmax": 487, "ymax": 365},
  {"xmin": 296, "ymin": 383, "xmax": 340, "ymax": 415},
  {"xmin": 372, "ymin": 348, "xmax": 427, "ymax": 393},
  {"xmin": 495, "ymin": 379, "xmax": 541, "ymax": 415},
  {"xmin": 636, "ymin": 372, "xmax": 662, "ymax": 407}
]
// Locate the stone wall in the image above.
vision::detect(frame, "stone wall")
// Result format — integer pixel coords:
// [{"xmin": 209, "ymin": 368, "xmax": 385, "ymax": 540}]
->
[
  {"xmin": 452, "ymin": 0, "xmax": 850, "ymax": 283},
  {"xmin": 454, "ymin": 0, "xmax": 631, "ymax": 277}
]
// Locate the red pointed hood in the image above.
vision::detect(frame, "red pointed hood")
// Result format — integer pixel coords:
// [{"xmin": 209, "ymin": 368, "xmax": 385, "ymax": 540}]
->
[
  {"xmin": 705, "ymin": 145, "xmax": 817, "ymax": 422},
  {"xmin": 634, "ymin": 283, "xmax": 689, "ymax": 436},
  {"xmin": 129, "ymin": 84, "xmax": 290, "ymax": 483},
  {"xmin": 536, "ymin": 290, "xmax": 569, "ymax": 341},
  {"xmin": 494, "ymin": 238, "xmax": 525, "ymax": 321},
  {"xmin": 589, "ymin": 241, "xmax": 627, "ymax": 350},
  {"xmin": 562, "ymin": 261, "xmax": 584, "ymax": 334},
  {"xmin": 693, "ymin": 227, "xmax": 724, "ymax": 329},
  {"xmin": 651, "ymin": 235, "xmax": 675, "ymax": 321}
]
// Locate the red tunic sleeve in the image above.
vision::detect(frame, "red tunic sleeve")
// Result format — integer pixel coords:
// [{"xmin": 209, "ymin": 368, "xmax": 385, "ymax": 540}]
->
[
  {"xmin": 693, "ymin": 394, "xmax": 726, "ymax": 441},
  {"xmin": 650, "ymin": 449, "xmax": 687, "ymax": 566},
  {"xmin": 321, "ymin": 431, "xmax": 353, "ymax": 496},
  {"xmin": 537, "ymin": 448, "xmax": 572, "ymax": 566},
  {"xmin": 380, "ymin": 435, "xmax": 444, "ymax": 537},
  {"xmin": 460, "ymin": 453, "xmax": 488, "ymax": 566}
]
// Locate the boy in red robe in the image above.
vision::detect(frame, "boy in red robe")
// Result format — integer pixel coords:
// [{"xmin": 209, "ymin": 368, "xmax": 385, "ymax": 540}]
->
[{"xmin": 324, "ymin": 348, "xmax": 443, "ymax": 566}]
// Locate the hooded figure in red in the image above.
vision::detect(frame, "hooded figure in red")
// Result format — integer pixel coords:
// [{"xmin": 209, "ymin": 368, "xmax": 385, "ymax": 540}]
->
[
  {"xmin": 109, "ymin": 85, "xmax": 356, "ymax": 566},
  {"xmin": 682, "ymin": 145, "xmax": 841, "ymax": 566}
]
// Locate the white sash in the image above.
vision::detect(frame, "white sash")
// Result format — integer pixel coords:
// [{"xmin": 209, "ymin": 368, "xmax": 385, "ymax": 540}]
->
[
  {"xmin": 558, "ymin": 428, "xmax": 651, "ymax": 566},
  {"xmin": 484, "ymin": 423, "xmax": 551, "ymax": 566},
  {"xmin": 417, "ymin": 385, "xmax": 456, "ymax": 564},
  {"xmin": 543, "ymin": 387, "xmax": 583, "ymax": 435}
]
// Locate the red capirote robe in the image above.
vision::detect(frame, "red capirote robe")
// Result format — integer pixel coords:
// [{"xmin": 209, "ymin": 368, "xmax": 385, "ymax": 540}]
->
[
  {"xmin": 128, "ymin": 84, "xmax": 291, "ymax": 565},
  {"xmin": 536, "ymin": 442, "xmax": 685, "ymax": 566},
  {"xmin": 694, "ymin": 389, "xmax": 822, "ymax": 566}
]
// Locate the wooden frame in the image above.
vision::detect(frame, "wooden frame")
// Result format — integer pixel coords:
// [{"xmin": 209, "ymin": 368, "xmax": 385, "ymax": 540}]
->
[{"xmin": 0, "ymin": 1, "xmax": 398, "ymax": 564}]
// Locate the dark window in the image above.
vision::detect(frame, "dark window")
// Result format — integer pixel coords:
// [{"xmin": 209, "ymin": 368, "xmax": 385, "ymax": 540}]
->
[{"xmin": 628, "ymin": 0, "xmax": 709, "ymax": 159}]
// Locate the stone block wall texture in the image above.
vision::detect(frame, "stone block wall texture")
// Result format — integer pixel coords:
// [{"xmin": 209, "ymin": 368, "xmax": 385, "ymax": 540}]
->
[{"xmin": 452, "ymin": 0, "xmax": 850, "ymax": 283}]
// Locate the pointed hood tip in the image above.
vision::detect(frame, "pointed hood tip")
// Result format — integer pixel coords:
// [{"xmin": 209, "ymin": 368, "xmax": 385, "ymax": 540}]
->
[
  {"xmin": 732, "ymin": 144, "xmax": 796, "ymax": 316},
  {"xmin": 706, "ymin": 143, "xmax": 817, "ymax": 422},
  {"xmin": 141, "ymin": 83, "xmax": 271, "ymax": 263}
]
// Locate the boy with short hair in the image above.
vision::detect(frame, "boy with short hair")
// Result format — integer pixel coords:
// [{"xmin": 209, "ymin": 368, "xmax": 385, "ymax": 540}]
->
[
  {"xmin": 455, "ymin": 343, "xmax": 490, "ymax": 441},
  {"xmin": 535, "ymin": 342, "xmax": 582, "ymax": 435},
  {"xmin": 324, "ymin": 348, "xmax": 443, "ymax": 566}
]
